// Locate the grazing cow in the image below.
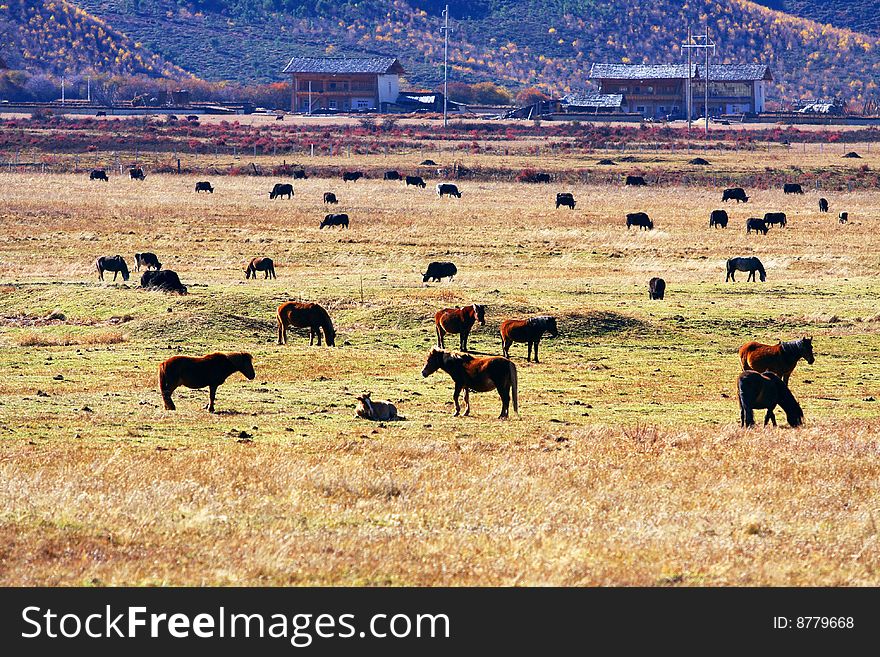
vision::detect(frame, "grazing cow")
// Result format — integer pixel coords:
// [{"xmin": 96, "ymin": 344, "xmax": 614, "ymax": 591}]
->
[
  {"xmin": 195, "ymin": 181, "xmax": 214, "ymax": 193},
  {"xmin": 423, "ymin": 262, "xmax": 457, "ymax": 282},
  {"xmin": 722, "ymin": 187, "xmax": 749, "ymax": 203},
  {"xmin": 626, "ymin": 212, "xmax": 654, "ymax": 230},
  {"xmin": 726, "ymin": 257, "xmax": 766, "ymax": 282},
  {"xmin": 276, "ymin": 114, "xmax": 285, "ymax": 121},
  {"xmin": 534, "ymin": 172, "xmax": 551, "ymax": 183},
  {"xmin": 421, "ymin": 159, "xmax": 438, "ymax": 166},
  {"xmin": 89, "ymin": 169, "xmax": 108, "ymax": 182},
  {"xmin": 746, "ymin": 218, "xmax": 769, "ymax": 235},
  {"xmin": 141, "ymin": 270, "xmax": 187, "ymax": 294},
  {"xmin": 186, "ymin": 115, "xmax": 199, "ymax": 121},
  {"xmin": 406, "ymin": 175, "xmax": 426, "ymax": 188},
  {"xmin": 277, "ymin": 301, "xmax": 336, "ymax": 346},
  {"xmin": 245, "ymin": 257, "xmax": 276, "ymax": 279},
  {"xmin": 783, "ymin": 183, "xmax": 804, "ymax": 195},
  {"xmin": 435, "ymin": 304, "xmax": 486, "ymax": 352},
  {"xmin": 819, "ymin": 197, "xmax": 829, "ymax": 213},
  {"xmin": 437, "ymin": 183, "xmax": 461, "ymax": 198},
  {"xmin": 167, "ymin": 115, "xmax": 178, "ymax": 121},
  {"xmin": 158, "ymin": 352, "xmax": 255, "ymax": 413},
  {"xmin": 556, "ymin": 192, "xmax": 576, "ymax": 210},
  {"xmin": 763, "ymin": 212, "xmax": 787, "ymax": 227},
  {"xmin": 648, "ymin": 277, "xmax": 666, "ymax": 300},
  {"xmin": 129, "ymin": 167, "xmax": 146, "ymax": 181},
  {"xmin": 95, "ymin": 255, "xmax": 130, "ymax": 282},
  {"xmin": 292, "ymin": 169, "xmax": 307, "ymax": 179},
  {"xmin": 625, "ymin": 175, "xmax": 647, "ymax": 186},
  {"xmin": 343, "ymin": 171, "xmax": 364, "ymax": 182},
  {"xmin": 320, "ymin": 213, "xmax": 349, "ymax": 229},
  {"xmin": 709, "ymin": 209, "xmax": 728, "ymax": 228},
  {"xmin": 269, "ymin": 183, "xmax": 293, "ymax": 199},
  {"xmin": 737, "ymin": 370, "xmax": 803, "ymax": 428},
  {"xmin": 355, "ymin": 392, "xmax": 402, "ymax": 421},
  {"xmin": 500, "ymin": 316, "xmax": 558, "ymax": 363},
  {"xmin": 421, "ymin": 348, "xmax": 518, "ymax": 419},
  {"xmin": 95, "ymin": 111, "xmax": 107, "ymax": 117},
  {"xmin": 839, "ymin": 211, "xmax": 849, "ymax": 224},
  {"xmin": 134, "ymin": 252, "xmax": 161, "ymax": 272},
  {"xmin": 383, "ymin": 170, "xmax": 402, "ymax": 180},
  {"xmin": 740, "ymin": 337, "xmax": 814, "ymax": 385},
  {"xmin": 323, "ymin": 192, "xmax": 338, "ymax": 204}
]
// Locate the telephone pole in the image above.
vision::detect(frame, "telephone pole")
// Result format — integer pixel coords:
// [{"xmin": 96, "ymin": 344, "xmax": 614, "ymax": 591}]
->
[
  {"xmin": 440, "ymin": 4, "xmax": 452, "ymax": 128},
  {"xmin": 682, "ymin": 26, "xmax": 715, "ymax": 132}
]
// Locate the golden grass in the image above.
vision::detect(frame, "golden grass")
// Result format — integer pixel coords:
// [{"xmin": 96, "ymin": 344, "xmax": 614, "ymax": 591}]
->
[{"xmin": 14, "ymin": 330, "xmax": 127, "ymax": 347}]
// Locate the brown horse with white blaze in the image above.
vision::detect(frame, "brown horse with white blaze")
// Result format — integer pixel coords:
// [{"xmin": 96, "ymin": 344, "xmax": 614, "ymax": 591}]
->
[
  {"xmin": 739, "ymin": 337, "xmax": 814, "ymax": 384},
  {"xmin": 435, "ymin": 304, "xmax": 486, "ymax": 351},
  {"xmin": 277, "ymin": 301, "xmax": 336, "ymax": 346},
  {"xmin": 421, "ymin": 348, "xmax": 518, "ymax": 418},
  {"xmin": 157, "ymin": 352, "xmax": 255, "ymax": 412}
]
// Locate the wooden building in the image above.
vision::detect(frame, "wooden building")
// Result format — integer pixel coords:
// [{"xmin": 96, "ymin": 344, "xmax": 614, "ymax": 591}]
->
[{"xmin": 283, "ymin": 56, "xmax": 405, "ymax": 112}]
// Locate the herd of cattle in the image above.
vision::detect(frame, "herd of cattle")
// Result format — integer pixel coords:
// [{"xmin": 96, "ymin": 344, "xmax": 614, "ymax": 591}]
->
[{"xmin": 81, "ymin": 165, "xmax": 840, "ymax": 422}]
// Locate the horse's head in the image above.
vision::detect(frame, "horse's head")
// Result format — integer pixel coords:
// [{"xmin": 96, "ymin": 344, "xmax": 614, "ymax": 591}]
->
[
  {"xmin": 356, "ymin": 392, "xmax": 372, "ymax": 404},
  {"xmin": 422, "ymin": 272, "xmax": 430, "ymax": 283},
  {"xmin": 231, "ymin": 352, "xmax": 256, "ymax": 380},
  {"xmin": 421, "ymin": 348, "xmax": 444, "ymax": 378},
  {"xmin": 325, "ymin": 326, "xmax": 336, "ymax": 347},
  {"xmin": 759, "ymin": 268, "xmax": 767, "ymax": 282},
  {"xmin": 801, "ymin": 337, "xmax": 815, "ymax": 364},
  {"xmin": 474, "ymin": 304, "xmax": 486, "ymax": 325},
  {"xmin": 546, "ymin": 316, "xmax": 559, "ymax": 338},
  {"xmin": 119, "ymin": 259, "xmax": 130, "ymax": 281}
]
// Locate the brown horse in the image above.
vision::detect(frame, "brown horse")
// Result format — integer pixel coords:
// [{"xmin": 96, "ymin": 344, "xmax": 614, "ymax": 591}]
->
[
  {"xmin": 277, "ymin": 301, "xmax": 336, "ymax": 346},
  {"xmin": 435, "ymin": 304, "xmax": 486, "ymax": 351},
  {"xmin": 245, "ymin": 257, "xmax": 276, "ymax": 279},
  {"xmin": 738, "ymin": 370, "xmax": 804, "ymax": 428},
  {"xmin": 739, "ymin": 337, "xmax": 814, "ymax": 384},
  {"xmin": 500, "ymin": 316, "xmax": 558, "ymax": 363},
  {"xmin": 157, "ymin": 352, "xmax": 255, "ymax": 413},
  {"xmin": 421, "ymin": 348, "xmax": 518, "ymax": 419}
]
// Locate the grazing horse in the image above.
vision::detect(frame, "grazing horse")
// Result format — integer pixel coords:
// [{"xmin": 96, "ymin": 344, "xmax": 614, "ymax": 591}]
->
[
  {"xmin": 355, "ymin": 392, "xmax": 402, "ymax": 421},
  {"xmin": 195, "ymin": 181, "xmax": 214, "ymax": 193},
  {"xmin": 421, "ymin": 348, "xmax": 518, "ymax": 419},
  {"xmin": 648, "ymin": 277, "xmax": 666, "ymax": 300},
  {"xmin": 738, "ymin": 370, "xmax": 803, "ymax": 428},
  {"xmin": 423, "ymin": 262, "xmax": 457, "ymax": 282},
  {"xmin": 839, "ymin": 211, "xmax": 849, "ymax": 224},
  {"xmin": 134, "ymin": 252, "xmax": 161, "ymax": 271},
  {"xmin": 90, "ymin": 169, "xmax": 108, "ymax": 181},
  {"xmin": 158, "ymin": 352, "xmax": 255, "ymax": 413},
  {"xmin": 746, "ymin": 218, "xmax": 769, "ymax": 235},
  {"xmin": 726, "ymin": 257, "xmax": 766, "ymax": 282},
  {"xmin": 95, "ymin": 255, "xmax": 130, "ymax": 281},
  {"xmin": 739, "ymin": 337, "xmax": 814, "ymax": 384},
  {"xmin": 556, "ymin": 192, "xmax": 576, "ymax": 210},
  {"xmin": 500, "ymin": 316, "xmax": 558, "ymax": 363},
  {"xmin": 819, "ymin": 197, "xmax": 829, "ymax": 213},
  {"xmin": 435, "ymin": 304, "xmax": 486, "ymax": 351},
  {"xmin": 323, "ymin": 192, "xmax": 338, "ymax": 204},
  {"xmin": 245, "ymin": 257, "xmax": 276, "ymax": 279},
  {"xmin": 277, "ymin": 301, "xmax": 336, "ymax": 346}
]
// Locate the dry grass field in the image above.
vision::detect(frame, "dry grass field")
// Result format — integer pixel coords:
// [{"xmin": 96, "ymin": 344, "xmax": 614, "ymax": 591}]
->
[{"xmin": 1, "ymin": 140, "xmax": 880, "ymax": 585}]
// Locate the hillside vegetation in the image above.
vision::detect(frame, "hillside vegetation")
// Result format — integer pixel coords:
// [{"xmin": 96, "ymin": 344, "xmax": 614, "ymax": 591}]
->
[
  {"xmin": 69, "ymin": 0, "xmax": 880, "ymax": 103},
  {"xmin": 755, "ymin": 1, "xmax": 880, "ymax": 38}
]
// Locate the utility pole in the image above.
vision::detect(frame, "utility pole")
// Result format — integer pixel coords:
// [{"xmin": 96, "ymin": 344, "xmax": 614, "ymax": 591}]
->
[
  {"xmin": 87, "ymin": 75, "xmax": 91, "ymax": 103},
  {"xmin": 440, "ymin": 4, "xmax": 452, "ymax": 128},
  {"xmin": 685, "ymin": 26, "xmax": 691, "ymax": 134},
  {"xmin": 61, "ymin": 76, "xmax": 65, "ymax": 105},
  {"xmin": 704, "ymin": 24, "xmax": 711, "ymax": 133},
  {"xmin": 308, "ymin": 80, "xmax": 312, "ymax": 115},
  {"xmin": 682, "ymin": 26, "xmax": 715, "ymax": 132}
]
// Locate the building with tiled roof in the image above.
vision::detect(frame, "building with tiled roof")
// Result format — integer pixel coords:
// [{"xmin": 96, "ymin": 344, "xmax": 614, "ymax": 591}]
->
[{"xmin": 283, "ymin": 56, "xmax": 405, "ymax": 112}]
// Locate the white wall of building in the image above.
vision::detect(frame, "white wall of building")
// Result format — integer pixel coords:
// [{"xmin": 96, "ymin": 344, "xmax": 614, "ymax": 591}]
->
[
  {"xmin": 754, "ymin": 81, "xmax": 765, "ymax": 113},
  {"xmin": 377, "ymin": 74, "xmax": 400, "ymax": 104}
]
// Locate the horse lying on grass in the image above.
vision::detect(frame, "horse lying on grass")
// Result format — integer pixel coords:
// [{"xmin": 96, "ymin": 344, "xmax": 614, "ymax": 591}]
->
[{"xmin": 355, "ymin": 392, "xmax": 404, "ymax": 421}]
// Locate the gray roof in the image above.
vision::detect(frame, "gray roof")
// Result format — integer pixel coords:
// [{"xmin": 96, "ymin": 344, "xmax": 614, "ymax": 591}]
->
[
  {"xmin": 562, "ymin": 92, "xmax": 624, "ymax": 108},
  {"xmin": 590, "ymin": 62, "xmax": 771, "ymax": 81},
  {"xmin": 282, "ymin": 56, "xmax": 404, "ymax": 75}
]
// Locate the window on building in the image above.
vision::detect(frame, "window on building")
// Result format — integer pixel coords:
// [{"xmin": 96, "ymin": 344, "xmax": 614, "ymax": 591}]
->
[
  {"xmin": 329, "ymin": 82, "xmax": 337, "ymax": 90},
  {"xmin": 355, "ymin": 99, "xmax": 371, "ymax": 109},
  {"xmin": 646, "ymin": 86, "xmax": 654, "ymax": 94},
  {"xmin": 328, "ymin": 99, "xmax": 338, "ymax": 110},
  {"xmin": 618, "ymin": 86, "xmax": 628, "ymax": 93}
]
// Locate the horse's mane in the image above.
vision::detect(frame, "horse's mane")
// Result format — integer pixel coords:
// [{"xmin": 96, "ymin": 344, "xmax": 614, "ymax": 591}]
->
[
  {"xmin": 431, "ymin": 348, "xmax": 473, "ymax": 363},
  {"xmin": 226, "ymin": 352, "xmax": 253, "ymax": 368}
]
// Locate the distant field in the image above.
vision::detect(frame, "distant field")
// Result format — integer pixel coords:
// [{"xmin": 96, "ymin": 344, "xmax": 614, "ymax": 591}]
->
[{"xmin": 1, "ymin": 144, "xmax": 879, "ymax": 585}]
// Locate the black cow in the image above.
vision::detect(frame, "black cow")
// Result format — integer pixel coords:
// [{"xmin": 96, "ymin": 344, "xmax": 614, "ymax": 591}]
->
[
  {"xmin": 343, "ymin": 171, "xmax": 364, "ymax": 182},
  {"xmin": 437, "ymin": 183, "xmax": 461, "ymax": 198},
  {"xmin": 722, "ymin": 187, "xmax": 749, "ymax": 203},
  {"xmin": 626, "ymin": 175, "xmax": 647, "ymax": 186},
  {"xmin": 406, "ymin": 175, "xmax": 426, "ymax": 188},
  {"xmin": 89, "ymin": 169, "xmax": 108, "ymax": 182},
  {"xmin": 556, "ymin": 193, "xmax": 576, "ymax": 210},
  {"xmin": 134, "ymin": 252, "xmax": 161, "ymax": 272},
  {"xmin": 783, "ymin": 183, "xmax": 804, "ymax": 194},
  {"xmin": 276, "ymin": 114, "xmax": 285, "ymax": 121},
  {"xmin": 422, "ymin": 262, "xmax": 457, "ymax": 282},
  {"xmin": 141, "ymin": 270, "xmax": 187, "ymax": 294},
  {"xmin": 129, "ymin": 168, "xmax": 146, "ymax": 181},
  {"xmin": 626, "ymin": 212, "xmax": 654, "ymax": 230},
  {"xmin": 746, "ymin": 218, "xmax": 769, "ymax": 235},
  {"xmin": 819, "ymin": 197, "xmax": 829, "ymax": 213},
  {"xmin": 95, "ymin": 111, "xmax": 107, "ymax": 117},
  {"xmin": 839, "ymin": 212, "xmax": 849, "ymax": 224},
  {"xmin": 186, "ymin": 115, "xmax": 199, "ymax": 122},
  {"xmin": 709, "ymin": 209, "xmax": 728, "ymax": 228},
  {"xmin": 323, "ymin": 192, "xmax": 338, "ymax": 204},
  {"xmin": 648, "ymin": 277, "xmax": 666, "ymax": 300},
  {"xmin": 420, "ymin": 159, "xmax": 437, "ymax": 166},
  {"xmin": 292, "ymin": 169, "xmax": 307, "ymax": 179},
  {"xmin": 763, "ymin": 212, "xmax": 787, "ymax": 227},
  {"xmin": 195, "ymin": 181, "xmax": 214, "ymax": 193},
  {"xmin": 534, "ymin": 172, "xmax": 551, "ymax": 183},
  {"xmin": 320, "ymin": 213, "xmax": 349, "ymax": 229},
  {"xmin": 383, "ymin": 170, "xmax": 402, "ymax": 180},
  {"xmin": 269, "ymin": 183, "xmax": 293, "ymax": 199}
]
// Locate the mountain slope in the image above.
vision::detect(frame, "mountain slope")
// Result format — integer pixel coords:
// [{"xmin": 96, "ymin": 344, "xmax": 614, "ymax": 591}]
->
[
  {"xmin": 754, "ymin": 1, "xmax": 880, "ymax": 37},
  {"xmin": 0, "ymin": 0, "xmax": 189, "ymax": 78}
]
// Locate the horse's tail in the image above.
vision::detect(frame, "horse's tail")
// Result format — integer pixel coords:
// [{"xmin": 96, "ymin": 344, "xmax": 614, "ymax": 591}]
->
[
  {"xmin": 509, "ymin": 360, "xmax": 519, "ymax": 416},
  {"xmin": 737, "ymin": 376, "xmax": 753, "ymax": 427}
]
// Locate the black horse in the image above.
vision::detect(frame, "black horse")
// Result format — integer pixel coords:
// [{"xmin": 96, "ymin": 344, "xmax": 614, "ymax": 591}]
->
[
  {"xmin": 95, "ymin": 255, "xmax": 130, "ymax": 281},
  {"xmin": 737, "ymin": 370, "xmax": 803, "ymax": 428}
]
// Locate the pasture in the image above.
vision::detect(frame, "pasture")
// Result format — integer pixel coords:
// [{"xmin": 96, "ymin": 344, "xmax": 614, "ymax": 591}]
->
[{"xmin": 1, "ymin": 148, "xmax": 880, "ymax": 586}]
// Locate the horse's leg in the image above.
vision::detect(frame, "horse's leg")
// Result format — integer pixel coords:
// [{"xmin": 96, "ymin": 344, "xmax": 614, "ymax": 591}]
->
[
  {"xmin": 160, "ymin": 381, "xmax": 177, "ymax": 411},
  {"xmin": 453, "ymin": 383, "xmax": 462, "ymax": 416},
  {"xmin": 277, "ymin": 320, "xmax": 285, "ymax": 345},
  {"xmin": 113, "ymin": 271, "xmax": 118, "ymax": 281},
  {"xmin": 526, "ymin": 341, "xmax": 533, "ymax": 362},
  {"xmin": 436, "ymin": 324, "xmax": 444, "ymax": 349},
  {"xmin": 502, "ymin": 337, "xmax": 511, "ymax": 359},
  {"xmin": 205, "ymin": 385, "xmax": 217, "ymax": 413},
  {"xmin": 460, "ymin": 328, "xmax": 469, "ymax": 352},
  {"xmin": 316, "ymin": 326, "xmax": 323, "ymax": 346},
  {"xmin": 463, "ymin": 387, "xmax": 471, "ymax": 416},
  {"xmin": 765, "ymin": 409, "xmax": 777, "ymax": 427},
  {"xmin": 497, "ymin": 382, "xmax": 510, "ymax": 419},
  {"xmin": 309, "ymin": 328, "xmax": 314, "ymax": 346},
  {"xmin": 534, "ymin": 338, "xmax": 540, "ymax": 364}
]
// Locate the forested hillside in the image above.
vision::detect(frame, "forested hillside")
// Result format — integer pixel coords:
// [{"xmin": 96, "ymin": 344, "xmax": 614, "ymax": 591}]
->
[{"xmin": 754, "ymin": 1, "xmax": 880, "ymax": 37}]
